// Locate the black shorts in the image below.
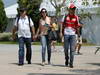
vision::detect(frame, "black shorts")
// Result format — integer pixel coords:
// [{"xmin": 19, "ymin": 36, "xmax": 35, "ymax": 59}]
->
[{"xmin": 49, "ymin": 31, "xmax": 57, "ymax": 41}]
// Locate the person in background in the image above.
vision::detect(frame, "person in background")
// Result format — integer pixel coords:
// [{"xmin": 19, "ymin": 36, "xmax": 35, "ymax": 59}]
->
[
  {"xmin": 51, "ymin": 17, "xmax": 58, "ymax": 52},
  {"xmin": 75, "ymin": 16, "xmax": 83, "ymax": 54},
  {"xmin": 60, "ymin": 3, "xmax": 80, "ymax": 68},
  {"xmin": 35, "ymin": 8, "xmax": 52, "ymax": 66},
  {"xmin": 12, "ymin": 8, "xmax": 35, "ymax": 66}
]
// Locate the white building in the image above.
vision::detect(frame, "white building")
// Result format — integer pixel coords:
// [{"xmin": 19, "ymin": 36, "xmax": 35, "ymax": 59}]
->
[
  {"xmin": 5, "ymin": 3, "xmax": 18, "ymax": 18},
  {"xmin": 4, "ymin": 3, "xmax": 18, "ymax": 32}
]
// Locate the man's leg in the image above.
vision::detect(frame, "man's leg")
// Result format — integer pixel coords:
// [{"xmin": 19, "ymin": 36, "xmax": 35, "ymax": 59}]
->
[
  {"xmin": 18, "ymin": 37, "xmax": 25, "ymax": 65},
  {"xmin": 69, "ymin": 35, "xmax": 76, "ymax": 68},
  {"xmin": 64, "ymin": 35, "xmax": 69, "ymax": 66},
  {"xmin": 25, "ymin": 38, "xmax": 32, "ymax": 64}
]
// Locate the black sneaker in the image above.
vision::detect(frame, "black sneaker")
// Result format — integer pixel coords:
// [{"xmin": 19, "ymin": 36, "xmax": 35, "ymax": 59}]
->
[
  {"xmin": 41, "ymin": 62, "xmax": 45, "ymax": 66},
  {"xmin": 48, "ymin": 61, "xmax": 51, "ymax": 65},
  {"xmin": 65, "ymin": 61, "xmax": 68, "ymax": 66},
  {"xmin": 77, "ymin": 52, "xmax": 82, "ymax": 55},
  {"xmin": 69, "ymin": 65, "xmax": 73, "ymax": 68},
  {"xmin": 28, "ymin": 61, "xmax": 31, "ymax": 64},
  {"xmin": 18, "ymin": 63, "xmax": 24, "ymax": 66}
]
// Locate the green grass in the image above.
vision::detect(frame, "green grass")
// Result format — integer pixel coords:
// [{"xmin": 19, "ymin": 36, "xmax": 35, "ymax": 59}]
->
[
  {"xmin": 0, "ymin": 41, "xmax": 18, "ymax": 44},
  {"xmin": 82, "ymin": 43, "xmax": 95, "ymax": 46},
  {"xmin": 0, "ymin": 41, "xmax": 41, "ymax": 45},
  {"xmin": 0, "ymin": 41, "xmax": 95, "ymax": 46}
]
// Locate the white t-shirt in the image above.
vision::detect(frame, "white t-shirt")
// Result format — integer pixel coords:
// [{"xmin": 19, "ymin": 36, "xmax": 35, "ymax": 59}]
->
[
  {"xmin": 14, "ymin": 16, "xmax": 34, "ymax": 38},
  {"xmin": 64, "ymin": 27, "xmax": 76, "ymax": 35}
]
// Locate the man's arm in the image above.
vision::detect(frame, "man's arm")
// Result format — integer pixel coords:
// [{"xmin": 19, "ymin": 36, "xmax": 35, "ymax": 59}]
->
[
  {"xmin": 31, "ymin": 26, "xmax": 35, "ymax": 35},
  {"xmin": 36, "ymin": 26, "xmax": 40, "ymax": 37},
  {"xmin": 12, "ymin": 26, "xmax": 17, "ymax": 40},
  {"xmin": 31, "ymin": 26, "xmax": 36, "ymax": 40},
  {"xmin": 60, "ymin": 15, "xmax": 66, "ymax": 38},
  {"xmin": 60, "ymin": 22, "xmax": 63, "ymax": 38}
]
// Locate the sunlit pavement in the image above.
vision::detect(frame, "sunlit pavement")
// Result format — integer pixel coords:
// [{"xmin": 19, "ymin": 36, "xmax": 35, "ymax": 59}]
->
[{"xmin": 0, "ymin": 44, "xmax": 100, "ymax": 75}]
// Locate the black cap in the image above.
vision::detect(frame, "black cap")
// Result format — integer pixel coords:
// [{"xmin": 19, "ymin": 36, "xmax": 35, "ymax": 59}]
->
[{"xmin": 19, "ymin": 8, "xmax": 27, "ymax": 12}]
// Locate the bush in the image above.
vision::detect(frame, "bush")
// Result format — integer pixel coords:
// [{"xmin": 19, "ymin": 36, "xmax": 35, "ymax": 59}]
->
[
  {"xmin": 82, "ymin": 38, "xmax": 87, "ymax": 43},
  {"xmin": 0, "ymin": 32, "xmax": 12, "ymax": 41}
]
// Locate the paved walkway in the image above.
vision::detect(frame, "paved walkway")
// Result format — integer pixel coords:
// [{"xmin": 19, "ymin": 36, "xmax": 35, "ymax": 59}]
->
[{"xmin": 0, "ymin": 44, "xmax": 100, "ymax": 75}]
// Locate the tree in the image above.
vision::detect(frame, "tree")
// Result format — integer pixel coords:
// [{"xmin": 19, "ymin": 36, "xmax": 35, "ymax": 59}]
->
[
  {"xmin": 82, "ymin": 0, "xmax": 100, "ymax": 6},
  {"xmin": 80, "ymin": 0, "xmax": 100, "ymax": 19},
  {"xmin": 0, "ymin": 0, "xmax": 8, "ymax": 32},
  {"xmin": 17, "ymin": 0, "xmax": 42, "ymax": 30},
  {"xmin": 81, "ymin": 0, "xmax": 100, "ymax": 13},
  {"xmin": 50, "ymin": 0, "xmax": 66, "ymax": 17}
]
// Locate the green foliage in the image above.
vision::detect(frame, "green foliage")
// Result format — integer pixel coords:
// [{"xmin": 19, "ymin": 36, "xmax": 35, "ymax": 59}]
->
[
  {"xmin": 98, "ymin": 1, "xmax": 100, "ymax": 4},
  {"xmin": 17, "ymin": 0, "xmax": 42, "ymax": 30},
  {"xmin": 82, "ymin": 38, "xmax": 87, "ymax": 43},
  {"xmin": 0, "ymin": 0, "xmax": 8, "ymax": 33},
  {"xmin": 93, "ymin": 1, "xmax": 98, "ymax": 5},
  {"xmin": 80, "ymin": 0, "xmax": 100, "ymax": 19},
  {"xmin": 92, "ymin": 0, "xmax": 100, "ymax": 5},
  {"xmin": 0, "ymin": 32, "xmax": 12, "ymax": 41},
  {"xmin": 81, "ymin": 0, "xmax": 89, "ymax": 6},
  {"xmin": 79, "ymin": 9, "xmax": 92, "ymax": 20}
]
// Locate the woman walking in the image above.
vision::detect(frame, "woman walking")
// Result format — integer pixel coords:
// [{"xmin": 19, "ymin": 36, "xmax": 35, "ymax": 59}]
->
[{"xmin": 35, "ymin": 8, "xmax": 52, "ymax": 66}]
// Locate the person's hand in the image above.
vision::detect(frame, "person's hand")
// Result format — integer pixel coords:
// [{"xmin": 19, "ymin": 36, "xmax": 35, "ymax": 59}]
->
[
  {"xmin": 34, "ymin": 34, "xmax": 38, "ymax": 39},
  {"xmin": 60, "ymin": 33, "xmax": 63, "ymax": 38},
  {"xmin": 80, "ymin": 24, "xmax": 83, "ymax": 27},
  {"xmin": 78, "ymin": 38, "xmax": 80, "ymax": 42},
  {"xmin": 32, "ymin": 36, "xmax": 35, "ymax": 41},
  {"xmin": 77, "ymin": 37, "xmax": 80, "ymax": 42},
  {"xmin": 12, "ymin": 34, "xmax": 16, "ymax": 40}
]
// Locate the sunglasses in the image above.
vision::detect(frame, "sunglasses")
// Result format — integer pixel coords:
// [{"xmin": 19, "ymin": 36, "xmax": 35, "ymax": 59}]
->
[
  {"xmin": 41, "ymin": 9, "xmax": 47, "ymax": 12},
  {"xmin": 69, "ymin": 8, "xmax": 76, "ymax": 10},
  {"xmin": 42, "ymin": 11, "xmax": 46, "ymax": 13}
]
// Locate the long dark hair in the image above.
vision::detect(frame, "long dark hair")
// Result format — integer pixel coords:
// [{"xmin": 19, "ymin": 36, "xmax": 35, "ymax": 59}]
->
[{"xmin": 40, "ymin": 8, "xmax": 48, "ymax": 17}]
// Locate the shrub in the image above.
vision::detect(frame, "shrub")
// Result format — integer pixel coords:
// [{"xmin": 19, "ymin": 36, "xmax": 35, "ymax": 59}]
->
[
  {"xmin": 82, "ymin": 38, "xmax": 87, "ymax": 43},
  {"xmin": 0, "ymin": 32, "xmax": 12, "ymax": 41}
]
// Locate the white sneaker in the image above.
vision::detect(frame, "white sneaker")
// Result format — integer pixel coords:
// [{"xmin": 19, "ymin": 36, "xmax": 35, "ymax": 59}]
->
[{"xmin": 41, "ymin": 62, "xmax": 45, "ymax": 66}]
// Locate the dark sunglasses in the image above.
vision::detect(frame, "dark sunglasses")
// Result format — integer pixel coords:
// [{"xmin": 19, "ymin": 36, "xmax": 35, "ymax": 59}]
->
[
  {"xmin": 41, "ymin": 11, "xmax": 46, "ymax": 13},
  {"xmin": 41, "ymin": 9, "xmax": 47, "ymax": 13},
  {"xmin": 69, "ymin": 8, "xmax": 76, "ymax": 10}
]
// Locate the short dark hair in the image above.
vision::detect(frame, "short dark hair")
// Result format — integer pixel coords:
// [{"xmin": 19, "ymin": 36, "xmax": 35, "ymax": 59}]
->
[{"xmin": 19, "ymin": 8, "xmax": 27, "ymax": 12}]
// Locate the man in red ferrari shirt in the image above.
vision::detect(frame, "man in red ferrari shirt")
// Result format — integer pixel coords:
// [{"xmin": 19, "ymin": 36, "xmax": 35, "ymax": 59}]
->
[{"xmin": 60, "ymin": 3, "xmax": 80, "ymax": 68}]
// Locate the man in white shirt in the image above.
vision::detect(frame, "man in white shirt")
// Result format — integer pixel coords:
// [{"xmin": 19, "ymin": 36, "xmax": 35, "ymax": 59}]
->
[{"xmin": 12, "ymin": 8, "xmax": 35, "ymax": 66}]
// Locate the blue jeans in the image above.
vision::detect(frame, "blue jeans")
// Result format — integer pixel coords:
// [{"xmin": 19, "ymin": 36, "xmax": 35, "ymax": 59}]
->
[
  {"xmin": 41, "ymin": 35, "xmax": 51, "ymax": 62},
  {"xmin": 64, "ymin": 35, "xmax": 76, "ymax": 66},
  {"xmin": 18, "ymin": 37, "xmax": 32, "ymax": 64}
]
